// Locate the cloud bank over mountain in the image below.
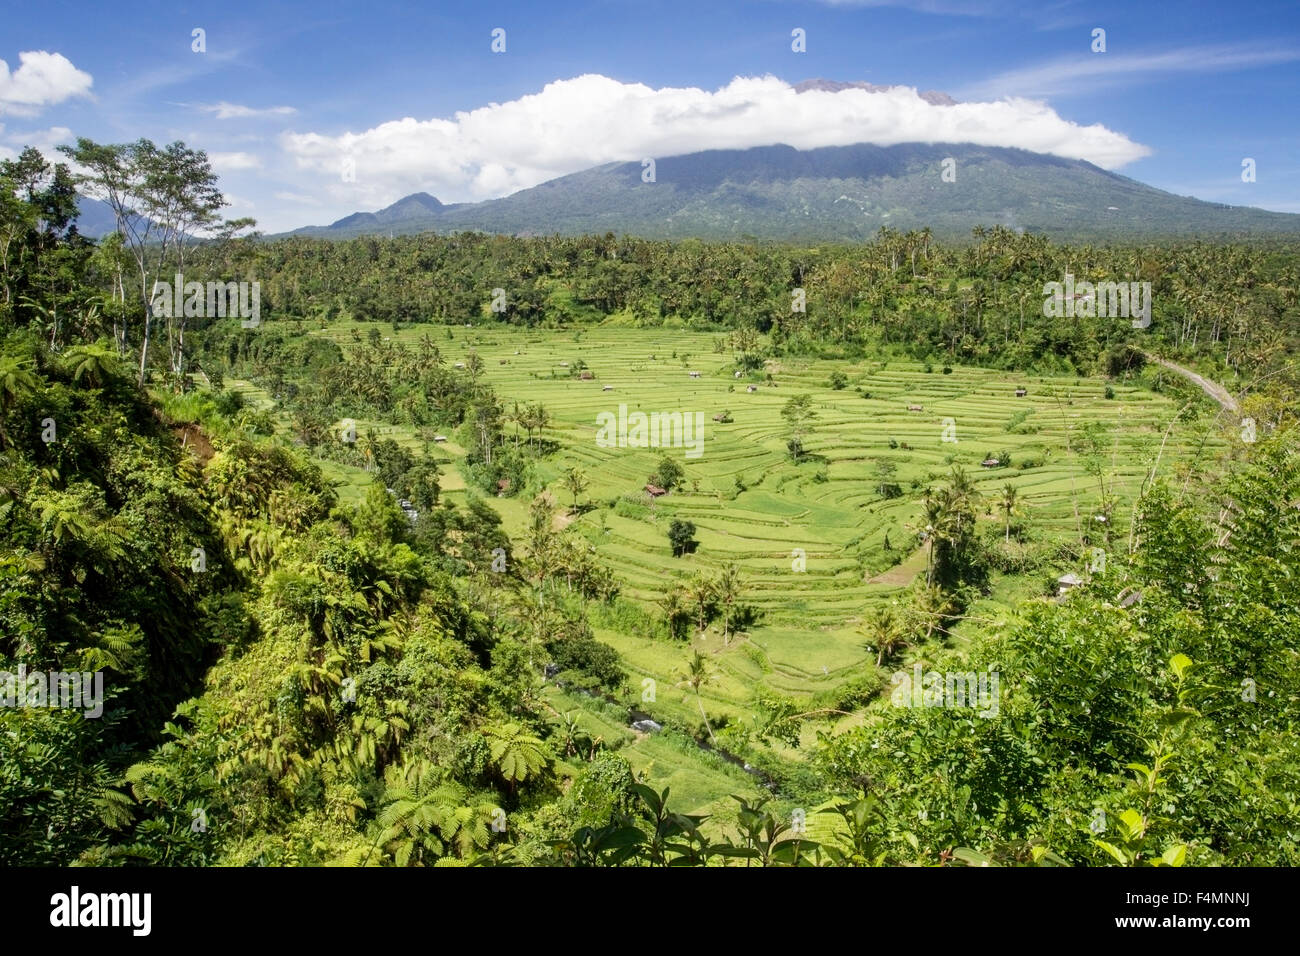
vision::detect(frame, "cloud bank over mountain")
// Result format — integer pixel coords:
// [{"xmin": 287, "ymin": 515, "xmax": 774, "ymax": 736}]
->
[{"xmin": 283, "ymin": 74, "xmax": 1151, "ymax": 209}]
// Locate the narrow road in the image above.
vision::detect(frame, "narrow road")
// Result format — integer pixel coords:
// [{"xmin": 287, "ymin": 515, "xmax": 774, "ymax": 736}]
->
[{"xmin": 1145, "ymin": 354, "xmax": 1239, "ymax": 415}]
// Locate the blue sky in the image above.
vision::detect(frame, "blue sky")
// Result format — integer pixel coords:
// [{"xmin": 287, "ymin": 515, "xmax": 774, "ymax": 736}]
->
[{"xmin": 2, "ymin": 0, "xmax": 1298, "ymax": 232}]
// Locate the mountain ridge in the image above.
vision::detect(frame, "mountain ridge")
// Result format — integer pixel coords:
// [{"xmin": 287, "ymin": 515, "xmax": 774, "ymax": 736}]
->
[{"xmin": 281, "ymin": 141, "xmax": 1300, "ymax": 242}]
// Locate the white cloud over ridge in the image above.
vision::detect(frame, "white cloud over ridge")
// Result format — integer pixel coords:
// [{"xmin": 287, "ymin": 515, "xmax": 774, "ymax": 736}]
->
[
  {"xmin": 0, "ymin": 51, "xmax": 93, "ymax": 116},
  {"xmin": 0, "ymin": 124, "xmax": 72, "ymax": 162},
  {"xmin": 283, "ymin": 74, "xmax": 1149, "ymax": 208}
]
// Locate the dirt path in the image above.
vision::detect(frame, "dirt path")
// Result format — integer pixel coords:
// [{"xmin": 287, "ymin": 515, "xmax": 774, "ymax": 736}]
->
[
  {"xmin": 866, "ymin": 544, "xmax": 928, "ymax": 587},
  {"xmin": 1146, "ymin": 354, "xmax": 1239, "ymax": 415}
]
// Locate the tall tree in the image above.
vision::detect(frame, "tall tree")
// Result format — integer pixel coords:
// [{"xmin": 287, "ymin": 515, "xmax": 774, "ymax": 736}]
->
[
  {"xmin": 59, "ymin": 138, "xmax": 227, "ymax": 385},
  {"xmin": 563, "ymin": 466, "xmax": 588, "ymax": 514},
  {"xmin": 780, "ymin": 394, "xmax": 817, "ymax": 460}
]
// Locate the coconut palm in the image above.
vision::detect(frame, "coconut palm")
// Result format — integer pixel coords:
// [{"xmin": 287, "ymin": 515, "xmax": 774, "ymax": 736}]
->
[
  {"xmin": 999, "ymin": 482, "xmax": 1021, "ymax": 542},
  {"xmin": 907, "ymin": 583, "xmax": 957, "ymax": 643},
  {"xmin": 911, "ymin": 491, "xmax": 948, "ymax": 587},
  {"xmin": 660, "ymin": 585, "xmax": 690, "ymax": 640},
  {"xmin": 714, "ymin": 563, "xmax": 743, "ymax": 645},
  {"xmin": 862, "ymin": 605, "xmax": 906, "ymax": 666},
  {"xmin": 677, "ymin": 650, "xmax": 718, "ymax": 744},
  {"xmin": 686, "ymin": 572, "xmax": 715, "ymax": 635}
]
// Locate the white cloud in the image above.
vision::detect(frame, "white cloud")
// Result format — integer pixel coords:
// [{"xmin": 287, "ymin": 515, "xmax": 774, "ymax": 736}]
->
[
  {"xmin": 210, "ymin": 151, "xmax": 262, "ymax": 171},
  {"xmin": 964, "ymin": 44, "xmax": 1300, "ymax": 99},
  {"xmin": 197, "ymin": 101, "xmax": 297, "ymax": 119},
  {"xmin": 0, "ymin": 124, "xmax": 72, "ymax": 156},
  {"xmin": 282, "ymin": 73, "xmax": 1149, "ymax": 208},
  {"xmin": 0, "ymin": 51, "xmax": 93, "ymax": 116}
]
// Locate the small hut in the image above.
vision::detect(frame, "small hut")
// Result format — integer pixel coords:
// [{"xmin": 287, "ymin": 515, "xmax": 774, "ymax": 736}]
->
[
  {"xmin": 981, "ymin": 457, "xmax": 1001, "ymax": 468},
  {"xmin": 433, "ymin": 435, "xmax": 448, "ymax": 443},
  {"xmin": 645, "ymin": 484, "xmax": 667, "ymax": 497},
  {"xmin": 602, "ymin": 385, "xmax": 613, "ymax": 391},
  {"xmin": 1015, "ymin": 388, "xmax": 1027, "ymax": 397},
  {"xmin": 746, "ymin": 385, "xmax": 759, "ymax": 393},
  {"xmin": 579, "ymin": 370, "xmax": 595, "ymax": 380},
  {"xmin": 689, "ymin": 371, "xmax": 701, "ymax": 379},
  {"xmin": 907, "ymin": 404, "xmax": 923, "ymax": 412},
  {"xmin": 1056, "ymin": 572, "xmax": 1083, "ymax": 597}
]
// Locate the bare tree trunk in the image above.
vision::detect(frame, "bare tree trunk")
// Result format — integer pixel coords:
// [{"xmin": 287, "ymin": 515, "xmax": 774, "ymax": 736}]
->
[
  {"xmin": 137, "ymin": 269, "xmax": 152, "ymax": 386},
  {"xmin": 696, "ymin": 695, "xmax": 716, "ymax": 745}
]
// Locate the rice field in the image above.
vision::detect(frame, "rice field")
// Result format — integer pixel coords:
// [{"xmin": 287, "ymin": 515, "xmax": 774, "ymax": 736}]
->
[{"xmin": 233, "ymin": 320, "xmax": 1234, "ymax": 808}]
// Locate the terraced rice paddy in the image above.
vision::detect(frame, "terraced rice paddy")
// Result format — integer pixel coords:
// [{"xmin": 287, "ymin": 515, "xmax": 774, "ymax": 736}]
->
[
  {"xmin": 235, "ymin": 320, "xmax": 1233, "ymax": 813},
  {"xmin": 298, "ymin": 324, "xmax": 1223, "ymax": 663}
]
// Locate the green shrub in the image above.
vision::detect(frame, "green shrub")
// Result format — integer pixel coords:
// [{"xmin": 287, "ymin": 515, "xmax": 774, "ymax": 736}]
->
[{"xmin": 615, "ymin": 495, "xmax": 649, "ymax": 519}]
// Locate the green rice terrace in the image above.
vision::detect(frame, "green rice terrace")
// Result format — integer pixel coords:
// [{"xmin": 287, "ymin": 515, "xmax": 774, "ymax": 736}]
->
[{"xmin": 222, "ymin": 321, "xmax": 1233, "ymax": 822}]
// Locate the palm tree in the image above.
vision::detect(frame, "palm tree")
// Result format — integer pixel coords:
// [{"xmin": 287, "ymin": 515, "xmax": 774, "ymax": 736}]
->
[
  {"xmin": 563, "ymin": 466, "xmax": 588, "ymax": 514},
  {"xmin": 714, "ymin": 563, "xmax": 742, "ymax": 645},
  {"xmin": 545, "ymin": 709, "xmax": 590, "ymax": 759},
  {"xmin": 686, "ymin": 572, "xmax": 715, "ymax": 635},
  {"xmin": 677, "ymin": 650, "xmax": 718, "ymax": 744},
  {"xmin": 660, "ymin": 585, "xmax": 690, "ymax": 640},
  {"xmin": 862, "ymin": 605, "xmax": 906, "ymax": 666},
  {"xmin": 526, "ymin": 495, "xmax": 558, "ymax": 589},
  {"xmin": 365, "ymin": 428, "xmax": 385, "ymax": 471},
  {"xmin": 927, "ymin": 467, "xmax": 981, "ymax": 587},
  {"xmin": 524, "ymin": 402, "xmax": 551, "ymax": 452},
  {"xmin": 508, "ymin": 401, "xmax": 523, "ymax": 449},
  {"xmin": 999, "ymin": 482, "xmax": 1021, "ymax": 542},
  {"xmin": 913, "ymin": 491, "xmax": 947, "ymax": 587},
  {"xmin": 907, "ymin": 584, "xmax": 957, "ymax": 643},
  {"xmin": 946, "ymin": 465, "xmax": 980, "ymax": 520}
]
